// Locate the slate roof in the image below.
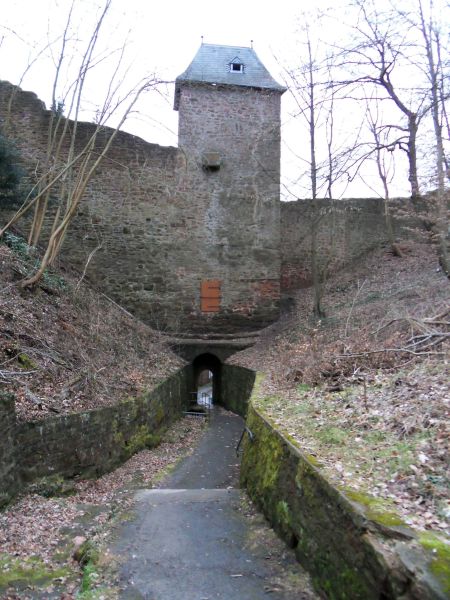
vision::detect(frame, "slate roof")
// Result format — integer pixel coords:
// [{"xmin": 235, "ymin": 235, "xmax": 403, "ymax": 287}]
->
[{"xmin": 174, "ymin": 43, "xmax": 286, "ymax": 109}]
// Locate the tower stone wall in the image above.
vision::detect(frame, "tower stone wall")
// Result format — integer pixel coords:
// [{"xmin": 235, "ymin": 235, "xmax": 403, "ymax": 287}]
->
[{"xmin": 175, "ymin": 82, "xmax": 282, "ymax": 332}]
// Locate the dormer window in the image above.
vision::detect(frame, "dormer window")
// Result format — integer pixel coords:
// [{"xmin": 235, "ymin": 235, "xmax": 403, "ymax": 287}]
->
[{"xmin": 229, "ymin": 58, "xmax": 244, "ymax": 73}]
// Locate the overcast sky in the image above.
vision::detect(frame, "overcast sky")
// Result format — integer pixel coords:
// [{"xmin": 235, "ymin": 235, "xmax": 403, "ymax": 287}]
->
[
  {"xmin": 2, "ymin": 0, "xmax": 447, "ymax": 198},
  {"xmin": 3, "ymin": 0, "xmax": 302, "ymax": 141}
]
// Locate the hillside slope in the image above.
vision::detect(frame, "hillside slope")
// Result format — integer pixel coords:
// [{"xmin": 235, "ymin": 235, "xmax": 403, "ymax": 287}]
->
[
  {"xmin": 231, "ymin": 241, "xmax": 449, "ymax": 534},
  {"xmin": 0, "ymin": 232, "xmax": 183, "ymax": 422}
]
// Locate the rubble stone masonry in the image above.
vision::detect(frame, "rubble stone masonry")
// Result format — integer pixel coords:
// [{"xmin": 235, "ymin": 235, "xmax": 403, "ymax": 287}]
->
[
  {"xmin": 0, "ymin": 80, "xmax": 408, "ymax": 335},
  {"xmin": 0, "ymin": 80, "xmax": 282, "ymax": 335}
]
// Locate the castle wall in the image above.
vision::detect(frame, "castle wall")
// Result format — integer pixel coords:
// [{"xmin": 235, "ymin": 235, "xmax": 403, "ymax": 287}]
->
[
  {"xmin": 1, "ymin": 81, "xmax": 415, "ymax": 333},
  {"xmin": 280, "ymin": 198, "xmax": 406, "ymax": 291},
  {"xmin": 0, "ymin": 81, "xmax": 282, "ymax": 335}
]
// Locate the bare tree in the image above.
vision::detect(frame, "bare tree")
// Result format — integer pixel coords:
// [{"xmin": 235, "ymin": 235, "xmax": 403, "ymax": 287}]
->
[
  {"xmin": 335, "ymin": 0, "xmax": 426, "ymax": 197},
  {"xmin": 281, "ymin": 20, "xmax": 344, "ymax": 317},
  {"xmin": 416, "ymin": 0, "xmax": 449, "ymax": 275},
  {"xmin": 365, "ymin": 97, "xmax": 403, "ymax": 256},
  {"xmin": 0, "ymin": 0, "xmax": 159, "ymax": 287}
]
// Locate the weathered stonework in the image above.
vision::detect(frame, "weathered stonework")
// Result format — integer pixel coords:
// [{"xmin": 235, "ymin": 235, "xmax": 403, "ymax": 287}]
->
[
  {"xmin": 176, "ymin": 82, "xmax": 282, "ymax": 333},
  {"xmin": 240, "ymin": 379, "xmax": 448, "ymax": 600},
  {"xmin": 0, "ymin": 66, "xmax": 421, "ymax": 339},
  {"xmin": 0, "ymin": 66, "xmax": 283, "ymax": 336},
  {"xmin": 280, "ymin": 198, "xmax": 408, "ymax": 291},
  {"xmin": 0, "ymin": 393, "xmax": 18, "ymax": 507},
  {"xmin": 220, "ymin": 363, "xmax": 256, "ymax": 417},
  {"xmin": 0, "ymin": 366, "xmax": 193, "ymax": 504}
]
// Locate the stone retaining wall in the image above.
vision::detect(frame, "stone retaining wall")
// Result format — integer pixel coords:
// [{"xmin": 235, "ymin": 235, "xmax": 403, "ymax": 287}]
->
[
  {"xmin": 0, "ymin": 366, "xmax": 193, "ymax": 506},
  {"xmin": 220, "ymin": 364, "xmax": 255, "ymax": 417},
  {"xmin": 240, "ymin": 379, "xmax": 448, "ymax": 599},
  {"xmin": 0, "ymin": 393, "xmax": 19, "ymax": 507}
]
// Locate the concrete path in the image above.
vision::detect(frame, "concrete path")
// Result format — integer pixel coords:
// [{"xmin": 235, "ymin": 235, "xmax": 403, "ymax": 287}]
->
[{"xmin": 113, "ymin": 408, "xmax": 318, "ymax": 600}]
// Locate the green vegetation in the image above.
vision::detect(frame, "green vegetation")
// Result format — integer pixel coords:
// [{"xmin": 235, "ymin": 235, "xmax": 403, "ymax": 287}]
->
[
  {"xmin": 113, "ymin": 420, "xmax": 162, "ymax": 459},
  {"xmin": 17, "ymin": 352, "xmax": 37, "ymax": 370},
  {"xmin": 28, "ymin": 474, "xmax": 77, "ymax": 498},
  {"xmin": 126, "ymin": 425, "xmax": 161, "ymax": 456},
  {"xmin": 74, "ymin": 541, "xmax": 114, "ymax": 599},
  {"xmin": 0, "ymin": 553, "xmax": 71, "ymax": 589},
  {"xmin": 344, "ymin": 489, "xmax": 406, "ymax": 528},
  {"xmin": 419, "ymin": 532, "xmax": 450, "ymax": 594},
  {"xmin": 2, "ymin": 231, "xmax": 67, "ymax": 291},
  {"xmin": 315, "ymin": 426, "xmax": 348, "ymax": 446},
  {"xmin": 2, "ymin": 230, "xmax": 30, "ymax": 260},
  {"xmin": 297, "ymin": 383, "xmax": 312, "ymax": 394}
]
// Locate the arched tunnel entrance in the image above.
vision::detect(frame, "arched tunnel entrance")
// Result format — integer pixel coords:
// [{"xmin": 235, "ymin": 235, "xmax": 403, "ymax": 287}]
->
[{"xmin": 192, "ymin": 353, "xmax": 222, "ymax": 409}]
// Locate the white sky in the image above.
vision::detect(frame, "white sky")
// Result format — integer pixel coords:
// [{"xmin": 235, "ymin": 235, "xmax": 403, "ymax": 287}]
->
[
  {"xmin": 3, "ymin": 0, "xmax": 300, "ymax": 142},
  {"xmin": 2, "ymin": 0, "xmax": 447, "ymax": 198}
]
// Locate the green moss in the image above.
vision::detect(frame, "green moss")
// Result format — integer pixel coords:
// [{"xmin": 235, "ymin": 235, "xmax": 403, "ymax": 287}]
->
[
  {"xmin": 345, "ymin": 490, "xmax": 406, "ymax": 528},
  {"xmin": 0, "ymin": 554, "xmax": 71, "ymax": 588},
  {"xmin": 302, "ymin": 546, "xmax": 368, "ymax": 599},
  {"xmin": 241, "ymin": 408, "xmax": 283, "ymax": 493},
  {"xmin": 17, "ymin": 352, "xmax": 37, "ymax": 369},
  {"xmin": 297, "ymin": 383, "xmax": 312, "ymax": 394},
  {"xmin": 28, "ymin": 474, "xmax": 76, "ymax": 498},
  {"xmin": 294, "ymin": 460, "xmax": 318, "ymax": 502},
  {"xmin": 113, "ymin": 429, "xmax": 124, "ymax": 446},
  {"xmin": 275, "ymin": 500, "xmax": 295, "ymax": 545},
  {"xmin": 276, "ymin": 500, "xmax": 291, "ymax": 526},
  {"xmin": 155, "ymin": 404, "xmax": 165, "ymax": 424},
  {"xmin": 304, "ymin": 453, "xmax": 322, "ymax": 467},
  {"xmin": 419, "ymin": 532, "xmax": 450, "ymax": 594},
  {"xmin": 125, "ymin": 426, "xmax": 161, "ymax": 456}
]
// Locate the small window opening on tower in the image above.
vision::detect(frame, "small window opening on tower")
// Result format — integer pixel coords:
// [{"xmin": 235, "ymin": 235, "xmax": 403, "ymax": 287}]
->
[{"xmin": 229, "ymin": 59, "xmax": 244, "ymax": 73}]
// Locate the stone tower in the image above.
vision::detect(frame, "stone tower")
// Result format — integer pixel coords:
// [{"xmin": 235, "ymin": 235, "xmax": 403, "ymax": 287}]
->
[{"xmin": 174, "ymin": 43, "xmax": 286, "ymax": 336}]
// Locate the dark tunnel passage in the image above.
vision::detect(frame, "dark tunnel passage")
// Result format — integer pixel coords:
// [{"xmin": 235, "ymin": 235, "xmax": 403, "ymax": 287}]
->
[{"xmin": 192, "ymin": 353, "xmax": 222, "ymax": 408}]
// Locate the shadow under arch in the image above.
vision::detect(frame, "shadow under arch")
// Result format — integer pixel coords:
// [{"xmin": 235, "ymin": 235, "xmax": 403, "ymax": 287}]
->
[{"xmin": 192, "ymin": 352, "xmax": 222, "ymax": 406}]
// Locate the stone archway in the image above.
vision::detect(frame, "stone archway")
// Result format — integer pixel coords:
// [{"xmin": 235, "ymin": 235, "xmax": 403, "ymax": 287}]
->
[{"xmin": 192, "ymin": 353, "xmax": 222, "ymax": 406}]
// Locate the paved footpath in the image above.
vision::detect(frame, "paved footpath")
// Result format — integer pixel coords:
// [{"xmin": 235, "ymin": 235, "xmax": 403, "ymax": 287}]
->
[{"xmin": 112, "ymin": 408, "xmax": 318, "ymax": 600}]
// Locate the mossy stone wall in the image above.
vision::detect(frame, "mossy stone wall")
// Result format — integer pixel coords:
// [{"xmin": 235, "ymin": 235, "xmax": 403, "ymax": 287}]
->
[
  {"xmin": 241, "ymin": 402, "xmax": 448, "ymax": 600},
  {"xmin": 220, "ymin": 364, "xmax": 256, "ymax": 417},
  {"xmin": 1, "ymin": 366, "xmax": 193, "ymax": 502},
  {"xmin": 0, "ymin": 393, "xmax": 19, "ymax": 507}
]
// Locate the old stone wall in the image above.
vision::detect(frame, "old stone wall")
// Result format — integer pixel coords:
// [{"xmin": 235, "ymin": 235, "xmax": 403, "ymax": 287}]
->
[
  {"xmin": 168, "ymin": 82, "xmax": 282, "ymax": 333},
  {"xmin": 280, "ymin": 198, "xmax": 407, "ymax": 291},
  {"xmin": 220, "ymin": 364, "xmax": 256, "ymax": 417},
  {"xmin": 0, "ymin": 393, "xmax": 18, "ymax": 507},
  {"xmin": 1, "ymin": 80, "xmax": 423, "ymax": 334},
  {"xmin": 0, "ymin": 80, "xmax": 282, "ymax": 335},
  {"xmin": 0, "ymin": 366, "xmax": 193, "ymax": 504},
  {"xmin": 241, "ymin": 399, "xmax": 447, "ymax": 599}
]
